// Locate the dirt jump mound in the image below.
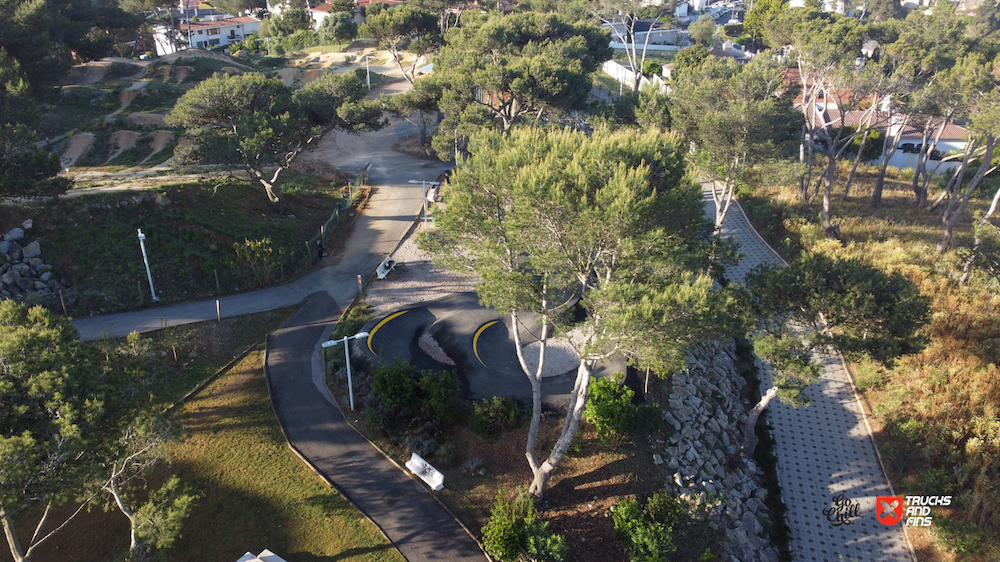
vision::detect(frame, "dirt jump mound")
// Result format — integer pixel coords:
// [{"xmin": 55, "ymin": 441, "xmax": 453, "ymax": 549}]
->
[
  {"xmin": 149, "ymin": 130, "xmax": 174, "ymax": 154},
  {"xmin": 106, "ymin": 130, "xmax": 140, "ymax": 164},
  {"xmin": 61, "ymin": 133, "xmax": 95, "ymax": 168},
  {"xmin": 127, "ymin": 113, "xmax": 168, "ymax": 127},
  {"xmin": 174, "ymin": 66, "xmax": 193, "ymax": 83}
]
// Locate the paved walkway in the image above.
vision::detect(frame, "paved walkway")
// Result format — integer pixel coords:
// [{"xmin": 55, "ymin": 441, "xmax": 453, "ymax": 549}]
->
[
  {"xmin": 73, "ymin": 125, "xmax": 488, "ymax": 561},
  {"xmin": 704, "ymin": 184, "xmax": 914, "ymax": 561},
  {"xmin": 266, "ymin": 291, "xmax": 485, "ymax": 562}
]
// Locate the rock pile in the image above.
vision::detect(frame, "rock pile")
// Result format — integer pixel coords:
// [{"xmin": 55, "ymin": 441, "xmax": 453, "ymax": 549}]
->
[
  {"xmin": 0, "ymin": 221, "xmax": 72, "ymax": 303},
  {"xmin": 659, "ymin": 340, "xmax": 780, "ymax": 562}
]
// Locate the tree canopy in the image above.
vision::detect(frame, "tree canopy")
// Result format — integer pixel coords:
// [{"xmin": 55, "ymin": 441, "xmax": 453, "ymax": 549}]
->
[
  {"xmin": 167, "ymin": 71, "xmax": 384, "ymax": 212},
  {"xmin": 430, "ymin": 11, "xmax": 612, "ymax": 157},
  {"xmin": 747, "ymin": 253, "xmax": 931, "ymax": 363},
  {"xmin": 0, "ymin": 303, "xmax": 106, "ymax": 562},
  {"xmin": 318, "ymin": 11, "xmax": 359, "ymax": 47},
  {"xmin": 433, "ymin": 126, "xmax": 746, "ymax": 497},
  {"xmin": 360, "ymin": 5, "xmax": 441, "ymax": 84}
]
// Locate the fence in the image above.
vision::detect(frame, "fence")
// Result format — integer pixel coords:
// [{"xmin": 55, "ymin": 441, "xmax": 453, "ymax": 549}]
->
[
  {"xmin": 601, "ymin": 60, "xmax": 669, "ymax": 95},
  {"xmin": 299, "ymin": 162, "xmax": 371, "ymax": 265}
]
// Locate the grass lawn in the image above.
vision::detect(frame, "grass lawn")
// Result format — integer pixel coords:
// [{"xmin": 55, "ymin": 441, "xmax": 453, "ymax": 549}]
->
[
  {"xmin": 3, "ymin": 307, "xmax": 403, "ymax": 562},
  {"xmin": 161, "ymin": 348, "xmax": 403, "ymax": 562}
]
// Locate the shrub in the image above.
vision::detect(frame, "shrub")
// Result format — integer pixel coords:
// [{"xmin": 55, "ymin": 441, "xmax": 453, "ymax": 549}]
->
[
  {"xmin": 434, "ymin": 443, "xmax": 461, "ymax": 467},
  {"xmin": 418, "ymin": 370, "xmax": 461, "ymax": 426},
  {"xmin": 612, "ymin": 491, "xmax": 682, "ymax": 562},
  {"xmin": 372, "ymin": 360, "xmax": 419, "ymax": 410},
  {"xmin": 482, "ymin": 487, "xmax": 567, "ymax": 562},
  {"xmin": 584, "ymin": 375, "xmax": 636, "ymax": 442},
  {"xmin": 524, "ymin": 520, "xmax": 568, "ymax": 562},
  {"xmin": 470, "ymin": 396, "xmax": 522, "ymax": 438}
]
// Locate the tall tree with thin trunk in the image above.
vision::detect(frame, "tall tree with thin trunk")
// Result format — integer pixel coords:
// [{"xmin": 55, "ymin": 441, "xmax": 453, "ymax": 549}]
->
[
  {"xmin": 670, "ymin": 55, "xmax": 799, "ymax": 232},
  {"xmin": 360, "ymin": 5, "xmax": 441, "ymax": 85},
  {"xmin": 590, "ymin": 0, "xmax": 669, "ymax": 93},
  {"xmin": 433, "ymin": 127, "xmax": 746, "ymax": 498}
]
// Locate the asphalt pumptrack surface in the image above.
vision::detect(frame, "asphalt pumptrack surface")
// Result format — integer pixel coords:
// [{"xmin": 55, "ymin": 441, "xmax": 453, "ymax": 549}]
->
[{"xmin": 361, "ymin": 291, "xmax": 627, "ymax": 405}]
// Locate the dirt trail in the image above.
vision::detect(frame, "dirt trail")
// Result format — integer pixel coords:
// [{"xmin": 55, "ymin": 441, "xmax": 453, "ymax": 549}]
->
[
  {"xmin": 136, "ymin": 131, "xmax": 175, "ymax": 165},
  {"xmin": 158, "ymin": 49, "xmax": 253, "ymax": 68},
  {"xmin": 106, "ymin": 130, "xmax": 140, "ymax": 164},
  {"xmin": 61, "ymin": 133, "xmax": 95, "ymax": 168},
  {"xmin": 104, "ymin": 81, "xmax": 150, "ymax": 123}
]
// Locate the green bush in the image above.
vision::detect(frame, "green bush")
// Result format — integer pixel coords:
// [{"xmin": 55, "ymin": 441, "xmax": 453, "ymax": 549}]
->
[
  {"xmin": 524, "ymin": 520, "xmax": 568, "ymax": 562},
  {"xmin": 434, "ymin": 443, "xmax": 461, "ymax": 467},
  {"xmin": 470, "ymin": 396, "xmax": 522, "ymax": 438},
  {"xmin": 418, "ymin": 371, "xmax": 461, "ymax": 426},
  {"xmin": 372, "ymin": 360, "xmax": 419, "ymax": 410},
  {"xmin": 482, "ymin": 487, "xmax": 567, "ymax": 562},
  {"xmin": 584, "ymin": 375, "xmax": 636, "ymax": 442},
  {"xmin": 612, "ymin": 491, "xmax": 682, "ymax": 562}
]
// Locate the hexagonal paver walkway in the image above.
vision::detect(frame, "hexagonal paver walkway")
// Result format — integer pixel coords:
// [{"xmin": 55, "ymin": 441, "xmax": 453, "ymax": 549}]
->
[{"xmin": 703, "ymin": 183, "xmax": 915, "ymax": 562}]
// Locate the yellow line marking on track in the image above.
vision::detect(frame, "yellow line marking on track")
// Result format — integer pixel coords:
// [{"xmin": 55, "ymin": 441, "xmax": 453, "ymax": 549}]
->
[
  {"xmin": 556, "ymin": 291, "xmax": 576, "ymax": 310},
  {"xmin": 473, "ymin": 320, "xmax": 499, "ymax": 367},
  {"xmin": 367, "ymin": 310, "xmax": 408, "ymax": 355}
]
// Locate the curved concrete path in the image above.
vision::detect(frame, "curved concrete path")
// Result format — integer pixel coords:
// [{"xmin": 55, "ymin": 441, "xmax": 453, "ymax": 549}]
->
[
  {"xmin": 705, "ymin": 184, "xmax": 915, "ymax": 562},
  {"xmin": 266, "ymin": 291, "xmax": 485, "ymax": 562}
]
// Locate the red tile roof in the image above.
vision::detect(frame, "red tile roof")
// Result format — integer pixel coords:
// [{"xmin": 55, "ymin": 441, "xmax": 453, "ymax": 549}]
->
[{"xmin": 184, "ymin": 15, "xmax": 259, "ymax": 29}]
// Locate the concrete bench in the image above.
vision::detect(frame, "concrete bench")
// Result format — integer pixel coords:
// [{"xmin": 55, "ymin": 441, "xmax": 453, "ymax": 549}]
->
[{"xmin": 405, "ymin": 452, "xmax": 444, "ymax": 491}]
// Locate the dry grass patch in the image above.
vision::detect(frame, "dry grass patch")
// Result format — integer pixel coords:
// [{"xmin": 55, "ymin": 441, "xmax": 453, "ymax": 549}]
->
[{"xmin": 742, "ymin": 164, "xmax": 1000, "ymax": 561}]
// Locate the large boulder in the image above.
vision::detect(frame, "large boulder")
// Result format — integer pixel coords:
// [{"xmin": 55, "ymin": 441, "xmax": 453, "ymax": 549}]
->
[
  {"xmin": 0, "ymin": 269, "xmax": 19, "ymax": 286},
  {"xmin": 21, "ymin": 240, "xmax": 41, "ymax": 260}
]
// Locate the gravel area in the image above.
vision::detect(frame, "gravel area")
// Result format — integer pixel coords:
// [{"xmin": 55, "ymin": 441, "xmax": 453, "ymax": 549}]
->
[
  {"xmin": 522, "ymin": 337, "xmax": 581, "ymax": 378},
  {"xmin": 365, "ymin": 228, "xmax": 476, "ymax": 316}
]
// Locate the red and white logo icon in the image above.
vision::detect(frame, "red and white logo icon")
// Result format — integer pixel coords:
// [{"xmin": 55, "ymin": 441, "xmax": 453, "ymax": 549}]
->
[{"xmin": 876, "ymin": 496, "xmax": 904, "ymax": 526}]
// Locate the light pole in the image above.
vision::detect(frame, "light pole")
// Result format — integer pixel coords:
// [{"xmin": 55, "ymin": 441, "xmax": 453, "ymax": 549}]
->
[
  {"xmin": 136, "ymin": 229, "xmax": 159, "ymax": 302},
  {"xmin": 408, "ymin": 179, "xmax": 440, "ymax": 233},
  {"xmin": 364, "ymin": 55, "xmax": 374, "ymax": 90},
  {"xmin": 322, "ymin": 331, "xmax": 369, "ymax": 411}
]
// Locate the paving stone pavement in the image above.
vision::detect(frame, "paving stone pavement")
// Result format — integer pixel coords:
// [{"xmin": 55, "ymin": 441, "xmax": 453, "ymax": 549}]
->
[{"xmin": 703, "ymin": 184, "xmax": 915, "ymax": 562}]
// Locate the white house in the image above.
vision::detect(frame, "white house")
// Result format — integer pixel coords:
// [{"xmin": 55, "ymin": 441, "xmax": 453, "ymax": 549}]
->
[
  {"xmin": 310, "ymin": 3, "xmax": 335, "ymax": 27},
  {"xmin": 153, "ymin": 14, "xmax": 260, "ymax": 55}
]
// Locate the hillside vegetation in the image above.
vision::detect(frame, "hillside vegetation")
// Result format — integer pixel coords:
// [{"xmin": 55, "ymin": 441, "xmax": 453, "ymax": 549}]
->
[{"xmin": 742, "ymin": 164, "xmax": 1000, "ymax": 558}]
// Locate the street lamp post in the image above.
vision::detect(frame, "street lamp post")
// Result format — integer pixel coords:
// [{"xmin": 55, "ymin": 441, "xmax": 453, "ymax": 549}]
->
[
  {"xmin": 364, "ymin": 55, "xmax": 374, "ymax": 91},
  {"xmin": 322, "ymin": 331, "xmax": 369, "ymax": 411},
  {"xmin": 408, "ymin": 180, "xmax": 441, "ymax": 233},
  {"xmin": 136, "ymin": 229, "xmax": 159, "ymax": 302}
]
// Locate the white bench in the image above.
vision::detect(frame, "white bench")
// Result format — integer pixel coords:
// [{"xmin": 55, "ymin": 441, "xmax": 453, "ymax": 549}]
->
[{"xmin": 405, "ymin": 452, "xmax": 444, "ymax": 491}]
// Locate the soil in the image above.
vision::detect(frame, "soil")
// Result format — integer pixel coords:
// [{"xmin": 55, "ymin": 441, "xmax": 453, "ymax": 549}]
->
[
  {"xmin": 173, "ymin": 65, "xmax": 192, "ymax": 82},
  {"xmin": 126, "ymin": 113, "xmax": 167, "ymax": 127},
  {"xmin": 148, "ymin": 130, "xmax": 175, "ymax": 154},
  {"xmin": 106, "ymin": 130, "xmax": 140, "ymax": 163},
  {"xmin": 60, "ymin": 132, "xmax": 95, "ymax": 168}
]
